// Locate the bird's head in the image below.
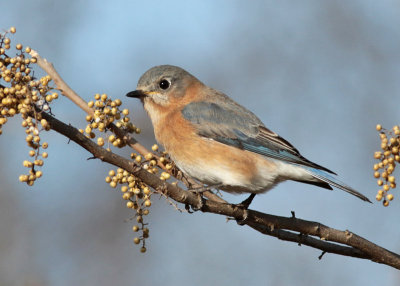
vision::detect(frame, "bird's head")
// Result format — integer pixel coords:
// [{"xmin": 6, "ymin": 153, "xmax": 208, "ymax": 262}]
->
[{"xmin": 126, "ymin": 65, "xmax": 199, "ymax": 109}]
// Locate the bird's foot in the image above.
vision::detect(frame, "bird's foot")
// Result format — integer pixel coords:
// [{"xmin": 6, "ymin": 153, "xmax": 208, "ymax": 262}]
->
[
  {"xmin": 234, "ymin": 194, "xmax": 256, "ymax": 226},
  {"xmin": 188, "ymin": 183, "xmax": 223, "ymax": 194}
]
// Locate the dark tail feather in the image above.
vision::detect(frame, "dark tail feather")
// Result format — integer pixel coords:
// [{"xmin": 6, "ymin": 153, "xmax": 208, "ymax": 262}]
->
[{"xmin": 303, "ymin": 167, "xmax": 371, "ymax": 203}]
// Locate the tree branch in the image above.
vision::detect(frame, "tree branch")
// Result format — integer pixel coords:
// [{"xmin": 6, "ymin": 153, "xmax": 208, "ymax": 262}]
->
[
  {"xmin": 22, "ymin": 49, "xmax": 399, "ymax": 269},
  {"xmin": 38, "ymin": 109, "xmax": 400, "ymax": 270}
]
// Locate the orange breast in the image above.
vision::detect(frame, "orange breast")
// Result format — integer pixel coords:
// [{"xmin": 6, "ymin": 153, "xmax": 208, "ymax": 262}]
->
[{"xmin": 153, "ymin": 109, "xmax": 278, "ymax": 191}]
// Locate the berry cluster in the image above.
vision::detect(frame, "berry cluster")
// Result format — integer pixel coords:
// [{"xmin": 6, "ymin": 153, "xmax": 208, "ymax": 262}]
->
[
  {"xmin": 105, "ymin": 168, "xmax": 153, "ymax": 252},
  {"xmin": 82, "ymin": 75, "xmax": 177, "ymax": 252},
  {"xmin": 126, "ymin": 146, "xmax": 178, "ymax": 251},
  {"xmin": 131, "ymin": 144, "xmax": 174, "ymax": 179},
  {"xmin": 80, "ymin": 93, "xmax": 140, "ymax": 148},
  {"xmin": 374, "ymin": 124, "xmax": 400, "ymax": 206},
  {"xmin": 0, "ymin": 27, "xmax": 54, "ymax": 185}
]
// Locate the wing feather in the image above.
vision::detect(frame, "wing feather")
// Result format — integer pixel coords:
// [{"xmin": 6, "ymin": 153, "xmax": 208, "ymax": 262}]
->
[{"xmin": 181, "ymin": 101, "xmax": 335, "ymax": 174}]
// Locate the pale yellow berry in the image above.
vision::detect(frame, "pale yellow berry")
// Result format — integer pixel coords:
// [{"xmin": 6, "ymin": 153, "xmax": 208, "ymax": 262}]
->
[
  {"xmin": 126, "ymin": 201, "xmax": 134, "ymax": 208},
  {"xmin": 10, "ymin": 27, "xmax": 16, "ymax": 33},
  {"xmin": 42, "ymin": 152, "xmax": 48, "ymax": 158},
  {"xmin": 140, "ymin": 247, "xmax": 146, "ymax": 253},
  {"xmin": 383, "ymin": 200, "xmax": 389, "ymax": 207},
  {"xmin": 42, "ymin": 142, "xmax": 48, "ymax": 149},
  {"xmin": 91, "ymin": 121, "xmax": 99, "ymax": 129},
  {"xmin": 19, "ymin": 174, "xmax": 28, "ymax": 182},
  {"xmin": 122, "ymin": 109, "xmax": 129, "ymax": 115},
  {"xmin": 161, "ymin": 172, "xmax": 170, "ymax": 180},
  {"xmin": 151, "ymin": 144, "xmax": 159, "ymax": 151},
  {"xmin": 23, "ymin": 160, "xmax": 32, "ymax": 167},
  {"xmin": 40, "ymin": 119, "xmax": 48, "ymax": 128},
  {"xmin": 122, "ymin": 193, "xmax": 131, "ymax": 200},
  {"xmin": 132, "ymin": 225, "xmax": 139, "ymax": 232},
  {"xmin": 144, "ymin": 153, "xmax": 153, "ymax": 160},
  {"xmin": 135, "ymin": 155, "xmax": 142, "ymax": 163},
  {"xmin": 376, "ymin": 124, "xmax": 382, "ymax": 131},
  {"xmin": 133, "ymin": 237, "xmax": 140, "ymax": 244},
  {"xmin": 8, "ymin": 108, "xmax": 16, "ymax": 116},
  {"xmin": 143, "ymin": 187, "xmax": 151, "ymax": 195},
  {"xmin": 97, "ymin": 137, "xmax": 104, "ymax": 147},
  {"xmin": 144, "ymin": 200, "xmax": 151, "ymax": 207},
  {"xmin": 374, "ymin": 151, "xmax": 382, "ymax": 159}
]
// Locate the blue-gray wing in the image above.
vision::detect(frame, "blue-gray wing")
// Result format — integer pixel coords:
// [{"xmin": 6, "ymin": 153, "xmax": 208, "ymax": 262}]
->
[{"xmin": 181, "ymin": 101, "xmax": 335, "ymax": 174}]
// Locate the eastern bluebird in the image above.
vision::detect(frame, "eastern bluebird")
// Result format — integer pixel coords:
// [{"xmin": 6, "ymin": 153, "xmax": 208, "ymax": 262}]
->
[{"xmin": 127, "ymin": 65, "xmax": 370, "ymax": 203}]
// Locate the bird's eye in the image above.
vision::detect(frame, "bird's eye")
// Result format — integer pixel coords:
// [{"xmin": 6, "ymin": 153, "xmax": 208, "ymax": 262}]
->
[{"xmin": 159, "ymin": 79, "xmax": 170, "ymax": 90}]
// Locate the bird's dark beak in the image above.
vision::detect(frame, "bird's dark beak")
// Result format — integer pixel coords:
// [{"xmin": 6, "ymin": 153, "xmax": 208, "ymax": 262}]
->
[{"xmin": 126, "ymin": 90, "xmax": 147, "ymax": 98}]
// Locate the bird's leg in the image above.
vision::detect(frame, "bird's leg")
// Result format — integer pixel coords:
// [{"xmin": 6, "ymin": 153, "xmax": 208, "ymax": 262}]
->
[
  {"xmin": 236, "ymin": 193, "xmax": 256, "ymax": 210},
  {"xmin": 234, "ymin": 193, "xmax": 256, "ymax": 226}
]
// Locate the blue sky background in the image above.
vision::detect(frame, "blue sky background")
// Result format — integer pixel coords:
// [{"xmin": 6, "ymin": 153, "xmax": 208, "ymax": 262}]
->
[{"xmin": 1, "ymin": 1, "xmax": 400, "ymax": 285}]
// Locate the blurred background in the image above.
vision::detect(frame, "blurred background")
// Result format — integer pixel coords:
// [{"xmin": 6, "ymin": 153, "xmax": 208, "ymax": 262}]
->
[{"xmin": 1, "ymin": 0, "xmax": 400, "ymax": 285}]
